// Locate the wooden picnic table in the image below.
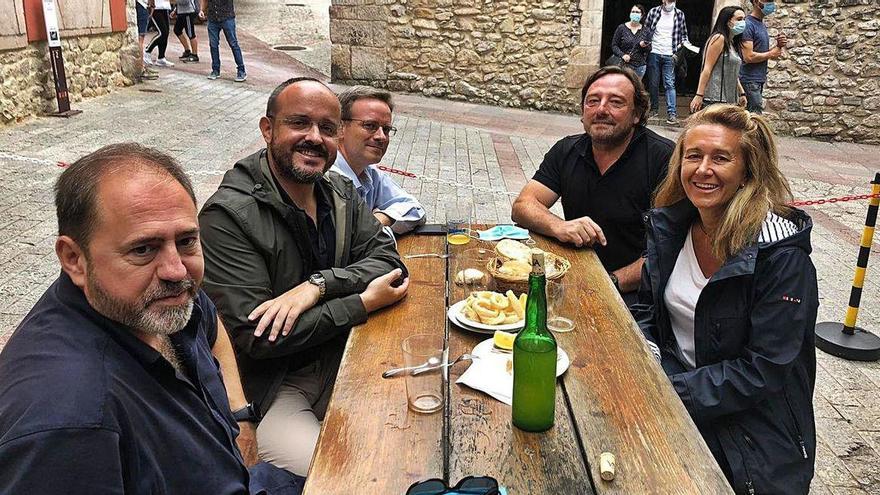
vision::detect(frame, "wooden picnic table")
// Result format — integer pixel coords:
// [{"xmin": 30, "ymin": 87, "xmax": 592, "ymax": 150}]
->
[{"xmin": 304, "ymin": 229, "xmax": 733, "ymax": 495}]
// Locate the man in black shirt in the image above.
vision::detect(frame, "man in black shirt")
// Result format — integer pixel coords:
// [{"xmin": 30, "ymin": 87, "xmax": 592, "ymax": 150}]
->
[
  {"xmin": 0, "ymin": 144, "xmax": 299, "ymax": 493},
  {"xmin": 512, "ymin": 67, "xmax": 673, "ymax": 305}
]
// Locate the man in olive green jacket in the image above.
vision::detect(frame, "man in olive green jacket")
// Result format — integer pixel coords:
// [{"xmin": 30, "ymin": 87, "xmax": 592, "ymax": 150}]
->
[{"xmin": 199, "ymin": 77, "xmax": 409, "ymax": 477}]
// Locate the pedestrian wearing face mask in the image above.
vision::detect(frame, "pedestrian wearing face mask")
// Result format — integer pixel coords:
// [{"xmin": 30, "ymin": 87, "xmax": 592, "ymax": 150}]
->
[
  {"xmin": 690, "ymin": 6, "xmax": 748, "ymax": 113},
  {"xmin": 610, "ymin": 4, "xmax": 650, "ymax": 78},
  {"xmin": 739, "ymin": 0, "xmax": 787, "ymax": 114},
  {"xmin": 643, "ymin": 0, "xmax": 691, "ymax": 126}
]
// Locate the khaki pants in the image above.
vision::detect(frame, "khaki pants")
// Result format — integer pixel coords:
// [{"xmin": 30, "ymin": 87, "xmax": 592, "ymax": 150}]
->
[{"xmin": 256, "ymin": 345, "xmax": 342, "ymax": 476}]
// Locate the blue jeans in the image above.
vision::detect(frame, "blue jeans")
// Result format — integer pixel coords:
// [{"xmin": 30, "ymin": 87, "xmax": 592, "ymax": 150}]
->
[
  {"xmin": 631, "ymin": 64, "xmax": 647, "ymax": 79},
  {"xmin": 743, "ymin": 81, "xmax": 764, "ymax": 114},
  {"xmin": 208, "ymin": 17, "xmax": 245, "ymax": 74},
  {"xmin": 647, "ymin": 53, "xmax": 677, "ymax": 117}
]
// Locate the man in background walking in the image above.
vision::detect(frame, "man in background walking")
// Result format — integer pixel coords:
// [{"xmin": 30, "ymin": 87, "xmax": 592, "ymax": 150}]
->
[
  {"xmin": 642, "ymin": 0, "xmax": 691, "ymax": 125},
  {"xmin": 199, "ymin": 0, "xmax": 247, "ymax": 82},
  {"xmin": 172, "ymin": 0, "xmax": 200, "ymax": 63},
  {"xmin": 739, "ymin": 0, "xmax": 787, "ymax": 114}
]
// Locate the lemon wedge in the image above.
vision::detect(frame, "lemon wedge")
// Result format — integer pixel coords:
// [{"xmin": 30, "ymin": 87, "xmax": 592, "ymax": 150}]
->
[{"xmin": 493, "ymin": 330, "xmax": 516, "ymax": 350}]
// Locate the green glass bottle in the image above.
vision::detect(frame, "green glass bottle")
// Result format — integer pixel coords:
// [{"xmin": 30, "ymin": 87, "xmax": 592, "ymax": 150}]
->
[{"xmin": 512, "ymin": 249, "xmax": 557, "ymax": 432}]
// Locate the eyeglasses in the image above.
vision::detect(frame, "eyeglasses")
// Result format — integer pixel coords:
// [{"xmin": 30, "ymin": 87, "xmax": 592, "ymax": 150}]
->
[
  {"xmin": 343, "ymin": 118, "xmax": 397, "ymax": 137},
  {"xmin": 267, "ymin": 114, "xmax": 340, "ymax": 137},
  {"xmin": 406, "ymin": 476, "xmax": 501, "ymax": 495}
]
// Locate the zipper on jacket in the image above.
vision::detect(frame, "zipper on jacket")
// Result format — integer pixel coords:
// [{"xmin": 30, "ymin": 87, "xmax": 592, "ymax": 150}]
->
[
  {"xmin": 783, "ymin": 389, "xmax": 809, "ymax": 460},
  {"xmin": 728, "ymin": 426, "xmax": 757, "ymax": 495}
]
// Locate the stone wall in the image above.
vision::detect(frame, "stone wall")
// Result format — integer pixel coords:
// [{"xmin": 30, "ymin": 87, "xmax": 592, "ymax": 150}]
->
[
  {"xmin": 0, "ymin": 1, "xmax": 138, "ymax": 124},
  {"xmin": 330, "ymin": 0, "xmax": 587, "ymax": 113},
  {"xmin": 331, "ymin": 0, "xmax": 880, "ymax": 144},
  {"xmin": 765, "ymin": 0, "xmax": 880, "ymax": 144}
]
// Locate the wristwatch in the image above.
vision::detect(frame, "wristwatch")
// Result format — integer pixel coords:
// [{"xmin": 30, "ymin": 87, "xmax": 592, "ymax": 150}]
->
[
  {"xmin": 308, "ymin": 272, "xmax": 326, "ymax": 300},
  {"xmin": 232, "ymin": 402, "xmax": 260, "ymax": 423},
  {"xmin": 608, "ymin": 272, "xmax": 621, "ymax": 292}
]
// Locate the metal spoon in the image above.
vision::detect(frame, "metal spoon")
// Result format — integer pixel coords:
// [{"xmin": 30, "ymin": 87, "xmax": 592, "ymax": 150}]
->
[
  {"xmin": 403, "ymin": 253, "xmax": 451, "ymax": 259},
  {"xmin": 382, "ymin": 357, "xmax": 441, "ymax": 379},
  {"xmin": 412, "ymin": 353, "xmax": 477, "ymax": 376}
]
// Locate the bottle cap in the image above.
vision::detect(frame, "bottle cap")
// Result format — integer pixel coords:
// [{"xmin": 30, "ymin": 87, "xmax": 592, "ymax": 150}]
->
[{"xmin": 530, "ymin": 249, "xmax": 545, "ymax": 275}]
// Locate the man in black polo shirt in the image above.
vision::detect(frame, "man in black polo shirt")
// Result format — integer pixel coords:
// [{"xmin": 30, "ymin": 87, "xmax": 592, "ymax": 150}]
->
[
  {"xmin": 199, "ymin": 77, "xmax": 408, "ymax": 477},
  {"xmin": 512, "ymin": 66, "xmax": 673, "ymax": 306},
  {"xmin": 0, "ymin": 144, "xmax": 299, "ymax": 493}
]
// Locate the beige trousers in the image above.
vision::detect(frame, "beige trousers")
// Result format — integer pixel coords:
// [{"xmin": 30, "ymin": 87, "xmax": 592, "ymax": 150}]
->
[{"xmin": 256, "ymin": 345, "xmax": 342, "ymax": 476}]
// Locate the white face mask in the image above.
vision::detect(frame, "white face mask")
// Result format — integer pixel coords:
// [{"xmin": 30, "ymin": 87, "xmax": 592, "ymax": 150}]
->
[{"xmin": 663, "ymin": 2, "xmax": 676, "ymax": 12}]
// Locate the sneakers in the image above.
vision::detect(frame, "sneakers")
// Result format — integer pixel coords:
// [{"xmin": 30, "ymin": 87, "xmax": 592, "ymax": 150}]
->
[
  {"xmin": 178, "ymin": 50, "xmax": 192, "ymax": 60},
  {"xmin": 207, "ymin": 71, "xmax": 220, "ymax": 80},
  {"xmin": 235, "ymin": 71, "xmax": 248, "ymax": 83},
  {"xmin": 665, "ymin": 115, "xmax": 678, "ymax": 126},
  {"xmin": 155, "ymin": 58, "xmax": 175, "ymax": 67},
  {"xmin": 143, "ymin": 51, "xmax": 154, "ymax": 66},
  {"xmin": 139, "ymin": 69, "xmax": 159, "ymax": 81},
  {"xmin": 182, "ymin": 53, "xmax": 199, "ymax": 63}
]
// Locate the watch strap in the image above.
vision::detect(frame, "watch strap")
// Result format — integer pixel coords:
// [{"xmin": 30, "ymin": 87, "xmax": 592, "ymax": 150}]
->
[{"xmin": 232, "ymin": 403, "xmax": 260, "ymax": 423}]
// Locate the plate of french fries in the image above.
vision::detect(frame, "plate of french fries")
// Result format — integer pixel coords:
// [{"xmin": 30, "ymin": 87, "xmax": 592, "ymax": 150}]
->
[{"xmin": 447, "ymin": 290, "xmax": 528, "ymax": 333}]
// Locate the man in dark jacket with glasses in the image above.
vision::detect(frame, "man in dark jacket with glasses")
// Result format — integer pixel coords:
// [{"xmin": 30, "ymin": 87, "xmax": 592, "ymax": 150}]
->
[{"xmin": 199, "ymin": 77, "xmax": 409, "ymax": 478}]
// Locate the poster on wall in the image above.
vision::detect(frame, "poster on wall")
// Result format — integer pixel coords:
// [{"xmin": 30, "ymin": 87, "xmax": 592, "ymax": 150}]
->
[{"xmin": 42, "ymin": 0, "xmax": 81, "ymax": 117}]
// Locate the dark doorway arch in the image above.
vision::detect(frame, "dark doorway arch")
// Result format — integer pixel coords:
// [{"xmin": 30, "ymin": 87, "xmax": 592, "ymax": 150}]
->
[{"xmin": 600, "ymin": 0, "xmax": 715, "ymax": 95}]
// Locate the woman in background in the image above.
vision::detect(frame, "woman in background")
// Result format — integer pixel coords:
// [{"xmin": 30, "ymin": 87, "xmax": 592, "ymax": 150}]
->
[
  {"xmin": 690, "ymin": 6, "xmax": 748, "ymax": 113},
  {"xmin": 634, "ymin": 105, "xmax": 817, "ymax": 494},
  {"xmin": 610, "ymin": 4, "xmax": 650, "ymax": 78}
]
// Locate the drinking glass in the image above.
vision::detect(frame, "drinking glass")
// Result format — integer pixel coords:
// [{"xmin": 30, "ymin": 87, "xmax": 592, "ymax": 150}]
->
[
  {"xmin": 446, "ymin": 203, "xmax": 472, "ymax": 246},
  {"xmin": 546, "ymin": 279, "xmax": 576, "ymax": 333},
  {"xmin": 402, "ymin": 334, "xmax": 446, "ymax": 414},
  {"xmin": 450, "ymin": 247, "xmax": 494, "ymax": 304}
]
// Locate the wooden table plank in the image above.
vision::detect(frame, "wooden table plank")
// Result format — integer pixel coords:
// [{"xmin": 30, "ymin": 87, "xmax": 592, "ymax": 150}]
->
[
  {"xmin": 446, "ymin": 237, "xmax": 594, "ymax": 494},
  {"xmin": 303, "ymin": 235, "xmax": 447, "ymax": 495},
  {"xmin": 543, "ymin": 239, "xmax": 734, "ymax": 494}
]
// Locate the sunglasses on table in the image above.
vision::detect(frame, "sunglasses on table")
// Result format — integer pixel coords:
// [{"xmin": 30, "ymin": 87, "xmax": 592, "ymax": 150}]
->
[{"xmin": 406, "ymin": 476, "xmax": 503, "ymax": 495}]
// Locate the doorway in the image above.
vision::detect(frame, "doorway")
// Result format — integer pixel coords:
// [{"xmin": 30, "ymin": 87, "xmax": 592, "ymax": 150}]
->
[{"xmin": 599, "ymin": 0, "xmax": 715, "ymax": 95}]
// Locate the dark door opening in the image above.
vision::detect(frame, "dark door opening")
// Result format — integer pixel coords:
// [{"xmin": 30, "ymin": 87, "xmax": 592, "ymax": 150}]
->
[{"xmin": 600, "ymin": 1, "xmax": 715, "ymax": 96}]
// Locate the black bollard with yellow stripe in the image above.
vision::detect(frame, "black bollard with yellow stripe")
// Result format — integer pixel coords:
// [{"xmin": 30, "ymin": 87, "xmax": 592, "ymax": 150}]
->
[{"xmin": 816, "ymin": 172, "xmax": 880, "ymax": 361}]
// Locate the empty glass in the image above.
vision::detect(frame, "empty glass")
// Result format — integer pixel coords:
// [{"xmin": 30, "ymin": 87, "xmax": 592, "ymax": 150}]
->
[
  {"xmin": 547, "ymin": 279, "xmax": 576, "ymax": 333},
  {"xmin": 402, "ymin": 334, "xmax": 446, "ymax": 413}
]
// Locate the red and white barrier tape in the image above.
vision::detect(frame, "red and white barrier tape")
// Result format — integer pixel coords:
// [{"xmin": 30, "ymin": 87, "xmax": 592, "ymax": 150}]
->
[{"xmin": 3, "ymin": 152, "xmax": 876, "ymax": 203}]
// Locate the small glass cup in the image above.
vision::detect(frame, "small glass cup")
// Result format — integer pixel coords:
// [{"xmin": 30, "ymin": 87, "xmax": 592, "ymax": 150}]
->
[
  {"xmin": 450, "ymin": 247, "xmax": 494, "ymax": 303},
  {"xmin": 547, "ymin": 279, "xmax": 576, "ymax": 333},
  {"xmin": 402, "ymin": 334, "xmax": 446, "ymax": 414},
  {"xmin": 446, "ymin": 203, "xmax": 472, "ymax": 246}
]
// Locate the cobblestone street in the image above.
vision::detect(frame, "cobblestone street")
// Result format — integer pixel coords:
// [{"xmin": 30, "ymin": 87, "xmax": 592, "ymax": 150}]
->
[{"xmin": 1, "ymin": 11, "xmax": 880, "ymax": 494}]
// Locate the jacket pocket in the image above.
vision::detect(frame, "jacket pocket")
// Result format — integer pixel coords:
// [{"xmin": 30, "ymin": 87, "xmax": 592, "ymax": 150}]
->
[
  {"xmin": 783, "ymin": 389, "xmax": 809, "ymax": 460},
  {"xmin": 727, "ymin": 425, "xmax": 757, "ymax": 495}
]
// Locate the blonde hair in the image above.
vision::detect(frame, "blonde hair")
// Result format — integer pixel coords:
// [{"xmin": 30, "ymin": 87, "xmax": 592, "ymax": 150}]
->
[{"xmin": 653, "ymin": 104, "xmax": 793, "ymax": 260}]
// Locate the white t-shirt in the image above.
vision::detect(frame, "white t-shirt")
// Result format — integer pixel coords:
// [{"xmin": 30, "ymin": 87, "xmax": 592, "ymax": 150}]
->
[
  {"xmin": 652, "ymin": 10, "xmax": 676, "ymax": 56},
  {"xmin": 664, "ymin": 227, "xmax": 708, "ymax": 369}
]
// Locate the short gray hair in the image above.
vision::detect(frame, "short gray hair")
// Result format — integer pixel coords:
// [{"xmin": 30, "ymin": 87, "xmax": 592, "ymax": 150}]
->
[{"xmin": 338, "ymin": 85, "xmax": 394, "ymax": 120}]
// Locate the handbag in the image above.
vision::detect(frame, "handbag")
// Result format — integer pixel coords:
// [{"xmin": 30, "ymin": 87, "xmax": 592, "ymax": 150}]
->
[{"xmin": 605, "ymin": 54, "xmax": 624, "ymax": 67}]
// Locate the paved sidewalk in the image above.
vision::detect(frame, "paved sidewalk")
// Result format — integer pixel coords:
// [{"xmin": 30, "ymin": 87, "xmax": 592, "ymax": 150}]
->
[{"xmin": 1, "ymin": 23, "xmax": 879, "ymax": 494}]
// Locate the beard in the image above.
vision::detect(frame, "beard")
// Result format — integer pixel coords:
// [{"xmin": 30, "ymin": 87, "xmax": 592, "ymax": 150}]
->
[
  {"xmin": 270, "ymin": 139, "xmax": 331, "ymax": 184},
  {"xmin": 588, "ymin": 118, "xmax": 634, "ymax": 147},
  {"xmin": 87, "ymin": 272, "xmax": 197, "ymax": 337}
]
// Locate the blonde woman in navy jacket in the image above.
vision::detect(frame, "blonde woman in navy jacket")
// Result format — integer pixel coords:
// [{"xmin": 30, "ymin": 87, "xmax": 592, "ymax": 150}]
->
[{"xmin": 632, "ymin": 105, "xmax": 817, "ymax": 494}]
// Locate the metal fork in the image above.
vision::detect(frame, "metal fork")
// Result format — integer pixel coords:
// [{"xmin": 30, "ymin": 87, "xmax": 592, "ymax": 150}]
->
[{"xmin": 403, "ymin": 253, "xmax": 451, "ymax": 259}]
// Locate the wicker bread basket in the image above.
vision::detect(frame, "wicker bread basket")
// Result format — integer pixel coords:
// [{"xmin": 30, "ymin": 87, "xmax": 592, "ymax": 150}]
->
[{"xmin": 486, "ymin": 253, "xmax": 571, "ymax": 294}]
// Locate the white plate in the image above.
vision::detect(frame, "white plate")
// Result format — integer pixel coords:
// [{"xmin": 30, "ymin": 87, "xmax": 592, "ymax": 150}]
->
[
  {"xmin": 447, "ymin": 299, "xmax": 525, "ymax": 333},
  {"xmin": 472, "ymin": 338, "xmax": 570, "ymax": 377}
]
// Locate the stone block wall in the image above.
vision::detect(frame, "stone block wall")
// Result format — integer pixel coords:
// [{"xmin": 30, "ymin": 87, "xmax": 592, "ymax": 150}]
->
[
  {"xmin": 331, "ymin": 0, "xmax": 588, "ymax": 113},
  {"xmin": 0, "ymin": 1, "xmax": 138, "ymax": 124},
  {"xmin": 765, "ymin": 0, "xmax": 880, "ymax": 144},
  {"xmin": 332, "ymin": 0, "xmax": 880, "ymax": 144}
]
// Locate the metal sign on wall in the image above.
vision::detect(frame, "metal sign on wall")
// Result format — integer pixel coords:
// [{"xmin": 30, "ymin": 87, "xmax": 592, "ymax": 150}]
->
[{"xmin": 42, "ymin": 0, "xmax": 81, "ymax": 117}]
